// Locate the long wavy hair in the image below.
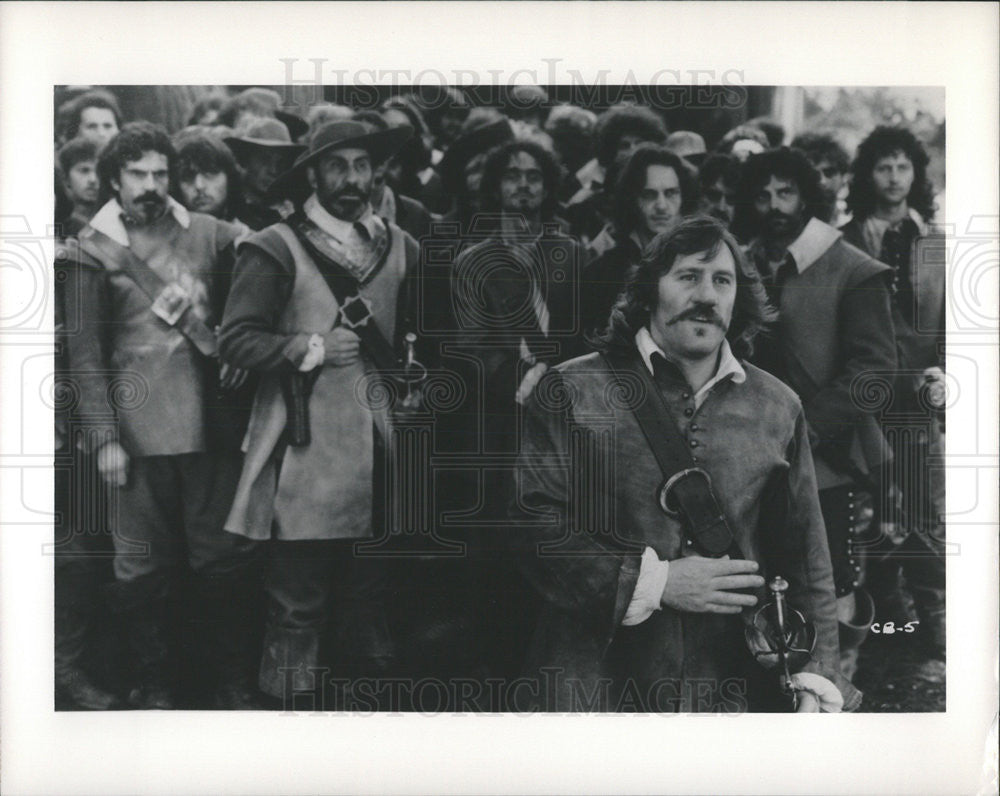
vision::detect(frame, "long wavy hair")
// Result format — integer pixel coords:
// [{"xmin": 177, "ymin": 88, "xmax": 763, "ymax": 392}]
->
[
  {"xmin": 847, "ymin": 125, "xmax": 936, "ymax": 222},
  {"xmin": 171, "ymin": 129, "xmax": 244, "ymax": 220},
  {"xmin": 478, "ymin": 139, "xmax": 562, "ymax": 222},
  {"xmin": 591, "ymin": 215, "xmax": 776, "ymax": 359},
  {"xmin": 611, "ymin": 144, "xmax": 699, "ymax": 236},
  {"xmin": 731, "ymin": 147, "xmax": 829, "ymax": 242}
]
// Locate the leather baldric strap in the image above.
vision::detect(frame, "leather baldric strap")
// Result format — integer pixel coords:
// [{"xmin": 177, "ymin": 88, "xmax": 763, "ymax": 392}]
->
[
  {"xmin": 79, "ymin": 228, "xmax": 219, "ymax": 358},
  {"xmin": 603, "ymin": 350, "xmax": 743, "ymax": 559},
  {"xmin": 284, "ymin": 213, "xmax": 401, "ymax": 372}
]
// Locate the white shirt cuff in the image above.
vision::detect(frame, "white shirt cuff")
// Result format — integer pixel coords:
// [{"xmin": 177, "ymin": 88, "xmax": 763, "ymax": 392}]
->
[
  {"xmin": 298, "ymin": 333, "xmax": 325, "ymax": 372},
  {"xmin": 621, "ymin": 547, "xmax": 670, "ymax": 626}
]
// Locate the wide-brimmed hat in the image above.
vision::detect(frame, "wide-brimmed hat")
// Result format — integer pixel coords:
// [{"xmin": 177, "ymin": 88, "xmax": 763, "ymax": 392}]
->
[
  {"xmin": 438, "ymin": 118, "xmax": 515, "ymax": 194},
  {"xmin": 267, "ymin": 120, "xmax": 413, "ymax": 199},
  {"xmin": 224, "ymin": 117, "xmax": 306, "ymax": 157},
  {"xmin": 275, "ymin": 109, "xmax": 309, "ymax": 142}
]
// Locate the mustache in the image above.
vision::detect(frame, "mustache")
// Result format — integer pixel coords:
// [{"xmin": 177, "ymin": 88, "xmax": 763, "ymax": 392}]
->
[
  {"xmin": 666, "ymin": 304, "xmax": 727, "ymax": 330},
  {"xmin": 333, "ymin": 187, "xmax": 367, "ymax": 202},
  {"xmin": 765, "ymin": 210, "xmax": 795, "ymax": 225},
  {"xmin": 136, "ymin": 192, "xmax": 165, "ymax": 205}
]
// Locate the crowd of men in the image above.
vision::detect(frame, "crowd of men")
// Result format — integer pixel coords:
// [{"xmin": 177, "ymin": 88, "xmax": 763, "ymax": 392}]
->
[{"xmin": 53, "ymin": 86, "xmax": 946, "ymax": 713}]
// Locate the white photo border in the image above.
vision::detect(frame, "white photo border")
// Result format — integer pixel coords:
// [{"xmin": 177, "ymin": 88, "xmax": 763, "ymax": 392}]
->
[{"xmin": 1, "ymin": 2, "xmax": 997, "ymax": 794}]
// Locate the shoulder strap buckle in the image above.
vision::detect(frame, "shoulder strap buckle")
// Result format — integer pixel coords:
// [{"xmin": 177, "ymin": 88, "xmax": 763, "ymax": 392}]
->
[
  {"xmin": 658, "ymin": 467, "xmax": 712, "ymax": 518},
  {"xmin": 338, "ymin": 294, "xmax": 374, "ymax": 330}
]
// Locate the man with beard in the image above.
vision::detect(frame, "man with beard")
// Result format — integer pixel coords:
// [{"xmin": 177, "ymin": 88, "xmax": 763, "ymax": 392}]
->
[
  {"xmin": 62, "ymin": 122, "xmax": 262, "ymax": 709},
  {"xmin": 172, "ymin": 129, "xmax": 245, "ymax": 222},
  {"xmin": 697, "ymin": 153, "xmax": 740, "ymax": 229},
  {"xmin": 840, "ymin": 126, "xmax": 946, "ymax": 663},
  {"xmin": 580, "ymin": 145, "xmax": 698, "ymax": 341},
  {"xmin": 57, "ymin": 137, "xmax": 101, "ymax": 238},
  {"xmin": 734, "ymin": 147, "xmax": 898, "ymax": 680},
  {"xmin": 219, "ymin": 121, "xmax": 420, "ymax": 706},
  {"xmin": 448, "ymin": 139, "xmax": 581, "ymax": 680},
  {"xmin": 225, "ymin": 118, "xmax": 304, "ymax": 230},
  {"xmin": 512, "ymin": 216, "xmax": 858, "ymax": 712},
  {"xmin": 791, "ymin": 132, "xmax": 851, "ymax": 228}
]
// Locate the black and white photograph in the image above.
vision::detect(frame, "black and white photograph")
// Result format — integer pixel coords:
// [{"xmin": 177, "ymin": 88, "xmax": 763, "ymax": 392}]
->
[
  {"xmin": 1, "ymin": 2, "xmax": 997, "ymax": 794},
  {"xmin": 48, "ymin": 80, "xmax": 949, "ymax": 714}
]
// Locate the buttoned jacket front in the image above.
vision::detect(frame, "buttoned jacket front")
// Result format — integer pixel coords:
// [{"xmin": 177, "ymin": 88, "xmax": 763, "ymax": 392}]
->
[{"xmin": 511, "ymin": 350, "xmax": 859, "ymax": 711}]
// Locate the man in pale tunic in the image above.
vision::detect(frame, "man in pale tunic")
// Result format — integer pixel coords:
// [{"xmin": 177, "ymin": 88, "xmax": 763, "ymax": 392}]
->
[{"xmin": 219, "ymin": 121, "xmax": 418, "ymax": 701}]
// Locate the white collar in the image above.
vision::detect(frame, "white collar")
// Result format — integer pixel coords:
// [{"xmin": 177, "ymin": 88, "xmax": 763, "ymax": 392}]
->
[
  {"xmin": 635, "ymin": 326, "xmax": 746, "ymax": 403},
  {"xmin": 575, "ymin": 158, "xmax": 605, "ymax": 188},
  {"xmin": 907, "ymin": 206, "xmax": 929, "ymax": 236},
  {"xmin": 87, "ymin": 196, "xmax": 190, "ymax": 247},
  {"xmin": 786, "ymin": 217, "xmax": 841, "ymax": 274},
  {"xmin": 304, "ymin": 193, "xmax": 380, "ymax": 241}
]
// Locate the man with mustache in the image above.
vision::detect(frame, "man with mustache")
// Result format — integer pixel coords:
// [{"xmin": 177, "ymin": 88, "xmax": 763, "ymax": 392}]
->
[
  {"xmin": 512, "ymin": 216, "xmax": 858, "ymax": 712},
  {"xmin": 219, "ymin": 120, "xmax": 420, "ymax": 706},
  {"xmin": 61, "ymin": 121, "xmax": 262, "ymax": 709},
  {"xmin": 734, "ymin": 147, "xmax": 898, "ymax": 680}
]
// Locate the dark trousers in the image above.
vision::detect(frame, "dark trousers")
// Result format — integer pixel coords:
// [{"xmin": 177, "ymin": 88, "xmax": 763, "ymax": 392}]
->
[
  {"xmin": 110, "ymin": 451, "xmax": 258, "ymax": 581},
  {"xmin": 54, "ymin": 446, "xmax": 115, "ymax": 683},
  {"xmin": 259, "ymin": 539, "xmax": 394, "ymax": 698},
  {"xmin": 867, "ymin": 414, "xmax": 946, "ymax": 647},
  {"xmin": 105, "ymin": 451, "xmax": 261, "ymax": 702}
]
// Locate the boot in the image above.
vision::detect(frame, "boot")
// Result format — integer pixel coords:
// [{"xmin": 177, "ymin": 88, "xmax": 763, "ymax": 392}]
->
[
  {"xmin": 910, "ymin": 584, "xmax": 946, "ymax": 661},
  {"xmin": 194, "ymin": 565, "xmax": 266, "ymax": 710},
  {"xmin": 259, "ymin": 624, "xmax": 325, "ymax": 702},
  {"xmin": 837, "ymin": 588, "xmax": 875, "ymax": 682},
  {"xmin": 106, "ymin": 574, "xmax": 175, "ymax": 709},
  {"xmin": 55, "ymin": 564, "xmax": 121, "ymax": 710}
]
